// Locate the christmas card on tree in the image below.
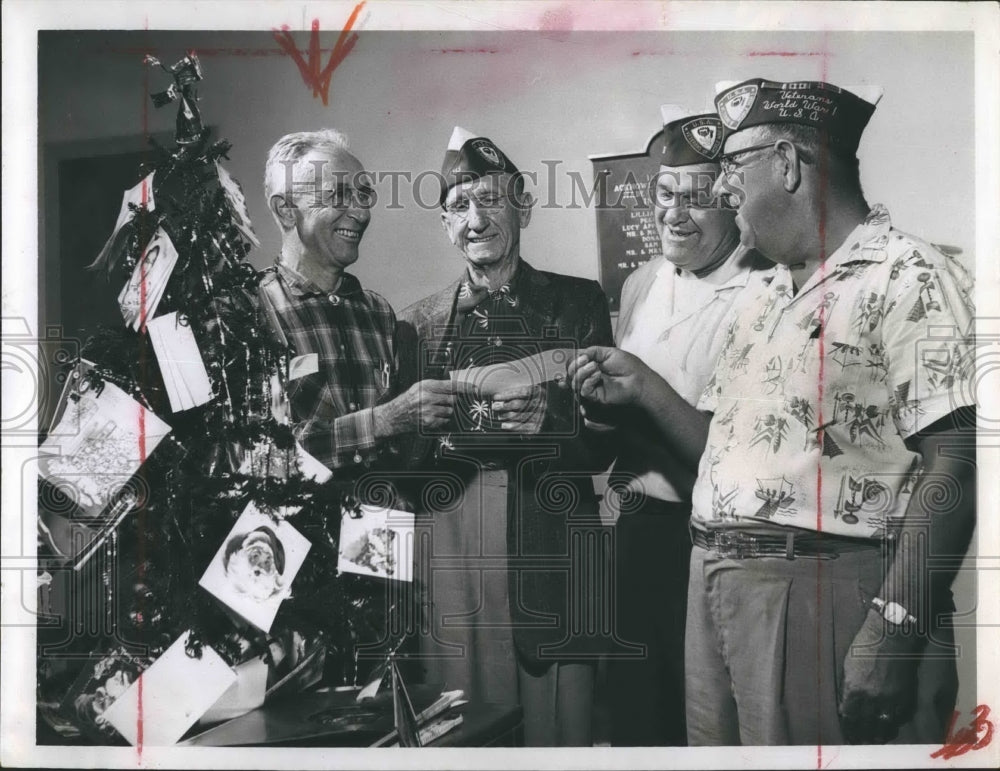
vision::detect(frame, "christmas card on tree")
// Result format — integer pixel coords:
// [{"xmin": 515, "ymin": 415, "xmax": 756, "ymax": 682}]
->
[
  {"xmin": 39, "ymin": 379, "xmax": 171, "ymax": 519},
  {"xmin": 338, "ymin": 504, "xmax": 414, "ymax": 582},
  {"xmin": 102, "ymin": 630, "xmax": 236, "ymax": 746},
  {"xmin": 59, "ymin": 646, "xmax": 154, "ymax": 744},
  {"xmin": 216, "ymin": 161, "xmax": 260, "ymax": 247},
  {"xmin": 146, "ymin": 311, "xmax": 214, "ymax": 412},
  {"xmin": 198, "ymin": 502, "xmax": 311, "ymax": 632},
  {"xmin": 198, "ymin": 656, "xmax": 269, "ymax": 725},
  {"xmin": 117, "ymin": 226, "xmax": 179, "ymax": 330},
  {"xmin": 93, "ymin": 172, "xmax": 156, "ymax": 273}
]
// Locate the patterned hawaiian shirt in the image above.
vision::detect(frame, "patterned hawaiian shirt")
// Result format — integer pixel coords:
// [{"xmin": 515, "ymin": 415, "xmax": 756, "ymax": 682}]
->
[{"xmin": 691, "ymin": 205, "xmax": 975, "ymax": 539}]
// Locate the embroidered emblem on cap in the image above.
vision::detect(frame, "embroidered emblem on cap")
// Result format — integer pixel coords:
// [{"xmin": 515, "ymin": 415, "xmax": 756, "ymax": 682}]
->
[
  {"xmin": 718, "ymin": 84, "xmax": 759, "ymax": 129},
  {"xmin": 470, "ymin": 139, "xmax": 505, "ymax": 170},
  {"xmin": 681, "ymin": 118, "xmax": 723, "ymax": 158}
]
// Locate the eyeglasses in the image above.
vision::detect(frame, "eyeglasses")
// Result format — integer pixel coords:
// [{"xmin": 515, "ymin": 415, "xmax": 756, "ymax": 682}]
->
[
  {"xmin": 718, "ymin": 141, "xmax": 779, "ymax": 176},
  {"xmin": 444, "ymin": 191, "xmax": 513, "ymax": 217},
  {"xmin": 323, "ymin": 184, "xmax": 377, "ymax": 210}
]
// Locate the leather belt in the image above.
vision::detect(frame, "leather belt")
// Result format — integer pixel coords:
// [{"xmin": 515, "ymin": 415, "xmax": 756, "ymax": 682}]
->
[{"xmin": 689, "ymin": 522, "xmax": 882, "ymax": 560}]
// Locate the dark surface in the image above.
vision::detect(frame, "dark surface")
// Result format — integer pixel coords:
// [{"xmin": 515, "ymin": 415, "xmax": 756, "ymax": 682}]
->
[{"xmin": 178, "ymin": 686, "xmax": 522, "ymax": 747}]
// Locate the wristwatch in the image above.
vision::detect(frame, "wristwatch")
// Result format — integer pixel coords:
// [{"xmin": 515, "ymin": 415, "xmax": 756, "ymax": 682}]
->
[{"xmin": 871, "ymin": 597, "xmax": 917, "ymax": 627}]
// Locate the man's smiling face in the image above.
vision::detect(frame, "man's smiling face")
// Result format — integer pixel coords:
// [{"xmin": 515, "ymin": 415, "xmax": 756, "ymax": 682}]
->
[
  {"xmin": 441, "ymin": 173, "xmax": 528, "ymax": 270},
  {"xmin": 289, "ymin": 147, "xmax": 372, "ymax": 271},
  {"xmin": 653, "ymin": 162, "xmax": 738, "ymax": 272}
]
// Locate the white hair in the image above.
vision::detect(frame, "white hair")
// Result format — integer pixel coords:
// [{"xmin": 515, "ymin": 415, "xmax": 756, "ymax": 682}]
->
[{"xmin": 263, "ymin": 128, "xmax": 353, "ymax": 205}]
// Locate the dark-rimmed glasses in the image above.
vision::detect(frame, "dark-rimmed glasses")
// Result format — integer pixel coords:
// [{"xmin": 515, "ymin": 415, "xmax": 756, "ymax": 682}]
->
[{"xmin": 718, "ymin": 142, "xmax": 779, "ymax": 176}]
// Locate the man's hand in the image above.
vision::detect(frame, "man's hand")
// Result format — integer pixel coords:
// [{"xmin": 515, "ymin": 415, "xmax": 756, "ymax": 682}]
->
[
  {"xmin": 374, "ymin": 379, "xmax": 455, "ymax": 437},
  {"xmin": 838, "ymin": 609, "xmax": 921, "ymax": 743},
  {"xmin": 566, "ymin": 346, "xmax": 652, "ymax": 407},
  {"xmin": 492, "ymin": 384, "xmax": 546, "ymax": 434}
]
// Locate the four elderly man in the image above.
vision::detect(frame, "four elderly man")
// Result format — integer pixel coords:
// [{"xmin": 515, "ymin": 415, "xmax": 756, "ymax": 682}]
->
[{"xmin": 261, "ymin": 77, "xmax": 976, "ymax": 747}]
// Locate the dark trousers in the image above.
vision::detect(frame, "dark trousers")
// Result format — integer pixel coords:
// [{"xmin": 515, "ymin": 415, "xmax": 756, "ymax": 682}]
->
[{"xmin": 609, "ymin": 499, "xmax": 692, "ymax": 746}]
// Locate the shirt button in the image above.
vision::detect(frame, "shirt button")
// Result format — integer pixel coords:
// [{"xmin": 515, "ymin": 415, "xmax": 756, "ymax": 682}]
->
[
  {"xmin": 353, "ymin": 452, "xmax": 363, "ymax": 464},
  {"xmin": 328, "ymin": 294, "xmax": 341, "ymax": 306}
]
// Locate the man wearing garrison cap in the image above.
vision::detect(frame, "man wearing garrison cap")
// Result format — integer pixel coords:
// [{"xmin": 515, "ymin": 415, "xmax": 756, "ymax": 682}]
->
[
  {"xmin": 397, "ymin": 128, "xmax": 614, "ymax": 746},
  {"xmin": 601, "ymin": 105, "xmax": 770, "ymax": 746},
  {"xmin": 569, "ymin": 79, "xmax": 976, "ymax": 745}
]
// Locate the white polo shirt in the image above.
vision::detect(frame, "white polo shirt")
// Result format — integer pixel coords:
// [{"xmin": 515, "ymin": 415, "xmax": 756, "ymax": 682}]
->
[{"xmin": 608, "ymin": 246, "xmax": 770, "ymax": 508}]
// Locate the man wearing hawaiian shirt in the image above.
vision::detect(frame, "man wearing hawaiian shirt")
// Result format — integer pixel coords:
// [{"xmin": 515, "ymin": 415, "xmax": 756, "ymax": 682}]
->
[{"xmin": 569, "ymin": 80, "xmax": 976, "ymax": 745}]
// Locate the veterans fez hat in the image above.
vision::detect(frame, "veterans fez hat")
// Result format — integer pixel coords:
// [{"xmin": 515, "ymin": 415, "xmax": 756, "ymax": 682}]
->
[
  {"xmin": 440, "ymin": 126, "xmax": 522, "ymax": 205},
  {"xmin": 654, "ymin": 104, "xmax": 726, "ymax": 166},
  {"xmin": 714, "ymin": 78, "xmax": 883, "ymax": 155}
]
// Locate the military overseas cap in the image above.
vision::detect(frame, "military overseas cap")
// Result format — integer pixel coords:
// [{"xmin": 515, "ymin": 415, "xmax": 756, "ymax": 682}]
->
[
  {"xmin": 714, "ymin": 78, "xmax": 884, "ymax": 155},
  {"xmin": 440, "ymin": 126, "xmax": 522, "ymax": 205},
  {"xmin": 655, "ymin": 104, "xmax": 726, "ymax": 166}
]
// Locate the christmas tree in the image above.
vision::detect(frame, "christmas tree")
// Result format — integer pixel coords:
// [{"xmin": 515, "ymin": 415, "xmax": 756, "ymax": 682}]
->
[{"xmin": 36, "ymin": 53, "xmax": 393, "ymax": 745}]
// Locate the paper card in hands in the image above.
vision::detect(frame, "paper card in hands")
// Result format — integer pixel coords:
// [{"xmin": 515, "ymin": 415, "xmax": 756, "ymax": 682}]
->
[
  {"xmin": 117, "ymin": 226, "xmax": 179, "ymax": 330},
  {"xmin": 39, "ymin": 380, "xmax": 171, "ymax": 519},
  {"xmin": 147, "ymin": 312, "xmax": 214, "ymax": 412},
  {"xmin": 198, "ymin": 502, "xmax": 311, "ymax": 632},
  {"xmin": 216, "ymin": 161, "xmax": 261, "ymax": 247},
  {"xmin": 450, "ymin": 347, "xmax": 574, "ymax": 397},
  {"xmin": 103, "ymin": 630, "xmax": 237, "ymax": 746},
  {"xmin": 338, "ymin": 504, "xmax": 414, "ymax": 582}
]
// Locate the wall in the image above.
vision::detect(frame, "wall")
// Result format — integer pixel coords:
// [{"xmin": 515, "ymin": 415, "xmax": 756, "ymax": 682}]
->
[{"xmin": 40, "ymin": 30, "xmax": 974, "ymax": 313}]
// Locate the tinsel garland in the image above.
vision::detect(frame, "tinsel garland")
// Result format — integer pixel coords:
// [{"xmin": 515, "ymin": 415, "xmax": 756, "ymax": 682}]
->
[{"xmin": 38, "ymin": 112, "xmax": 392, "ymax": 735}]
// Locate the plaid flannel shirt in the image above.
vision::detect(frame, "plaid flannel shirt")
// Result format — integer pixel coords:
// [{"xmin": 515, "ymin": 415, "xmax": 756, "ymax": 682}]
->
[{"xmin": 258, "ymin": 260, "xmax": 400, "ymax": 472}]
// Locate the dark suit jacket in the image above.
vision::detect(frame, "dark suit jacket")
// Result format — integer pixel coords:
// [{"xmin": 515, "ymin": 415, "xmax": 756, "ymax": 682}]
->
[{"xmin": 396, "ymin": 260, "xmax": 615, "ymax": 665}]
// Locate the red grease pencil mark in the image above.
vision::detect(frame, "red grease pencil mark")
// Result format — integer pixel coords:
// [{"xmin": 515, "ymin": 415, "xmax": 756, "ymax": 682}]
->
[
  {"xmin": 136, "ymin": 52, "xmax": 149, "ymax": 757},
  {"xmin": 930, "ymin": 705, "xmax": 994, "ymax": 759},
  {"xmin": 272, "ymin": 2, "xmax": 366, "ymax": 106},
  {"xmin": 747, "ymin": 51, "xmax": 824, "ymax": 57},
  {"xmin": 816, "ymin": 44, "xmax": 830, "ymax": 769},
  {"xmin": 432, "ymin": 48, "xmax": 499, "ymax": 54}
]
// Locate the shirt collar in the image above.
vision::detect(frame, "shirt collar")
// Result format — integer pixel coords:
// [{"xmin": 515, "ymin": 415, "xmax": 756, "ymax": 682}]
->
[
  {"xmin": 457, "ymin": 260, "xmax": 525, "ymax": 305},
  {"xmin": 654, "ymin": 245, "xmax": 760, "ymax": 293},
  {"xmin": 825, "ymin": 203, "xmax": 893, "ymax": 270},
  {"xmin": 274, "ymin": 259, "xmax": 364, "ymax": 299}
]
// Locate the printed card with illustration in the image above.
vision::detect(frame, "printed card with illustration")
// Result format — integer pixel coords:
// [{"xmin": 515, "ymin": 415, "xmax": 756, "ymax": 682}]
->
[
  {"xmin": 198, "ymin": 502, "xmax": 312, "ymax": 632},
  {"xmin": 117, "ymin": 226, "xmax": 179, "ymax": 330},
  {"xmin": 450, "ymin": 347, "xmax": 575, "ymax": 397},
  {"xmin": 59, "ymin": 646, "xmax": 154, "ymax": 744},
  {"xmin": 146, "ymin": 312, "xmax": 214, "ymax": 412},
  {"xmin": 338, "ymin": 504, "xmax": 414, "ymax": 582},
  {"xmin": 102, "ymin": 630, "xmax": 237, "ymax": 746},
  {"xmin": 39, "ymin": 380, "xmax": 172, "ymax": 519}
]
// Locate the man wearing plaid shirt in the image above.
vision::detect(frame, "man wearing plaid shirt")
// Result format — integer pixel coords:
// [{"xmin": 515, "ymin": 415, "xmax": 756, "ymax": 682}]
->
[{"xmin": 259, "ymin": 129, "xmax": 455, "ymax": 473}]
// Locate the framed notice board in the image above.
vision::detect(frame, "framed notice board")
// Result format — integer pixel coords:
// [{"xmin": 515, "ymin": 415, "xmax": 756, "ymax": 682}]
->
[{"xmin": 589, "ymin": 130, "xmax": 664, "ymax": 315}]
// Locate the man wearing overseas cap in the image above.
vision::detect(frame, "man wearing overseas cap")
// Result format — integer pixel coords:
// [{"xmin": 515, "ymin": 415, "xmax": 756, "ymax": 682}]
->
[
  {"xmin": 600, "ymin": 105, "xmax": 771, "ymax": 746},
  {"xmin": 569, "ymin": 79, "xmax": 976, "ymax": 745},
  {"xmin": 397, "ymin": 127, "xmax": 614, "ymax": 746}
]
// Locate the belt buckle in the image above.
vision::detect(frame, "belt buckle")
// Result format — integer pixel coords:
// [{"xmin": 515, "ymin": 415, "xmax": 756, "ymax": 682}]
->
[{"xmin": 713, "ymin": 530, "xmax": 759, "ymax": 559}]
